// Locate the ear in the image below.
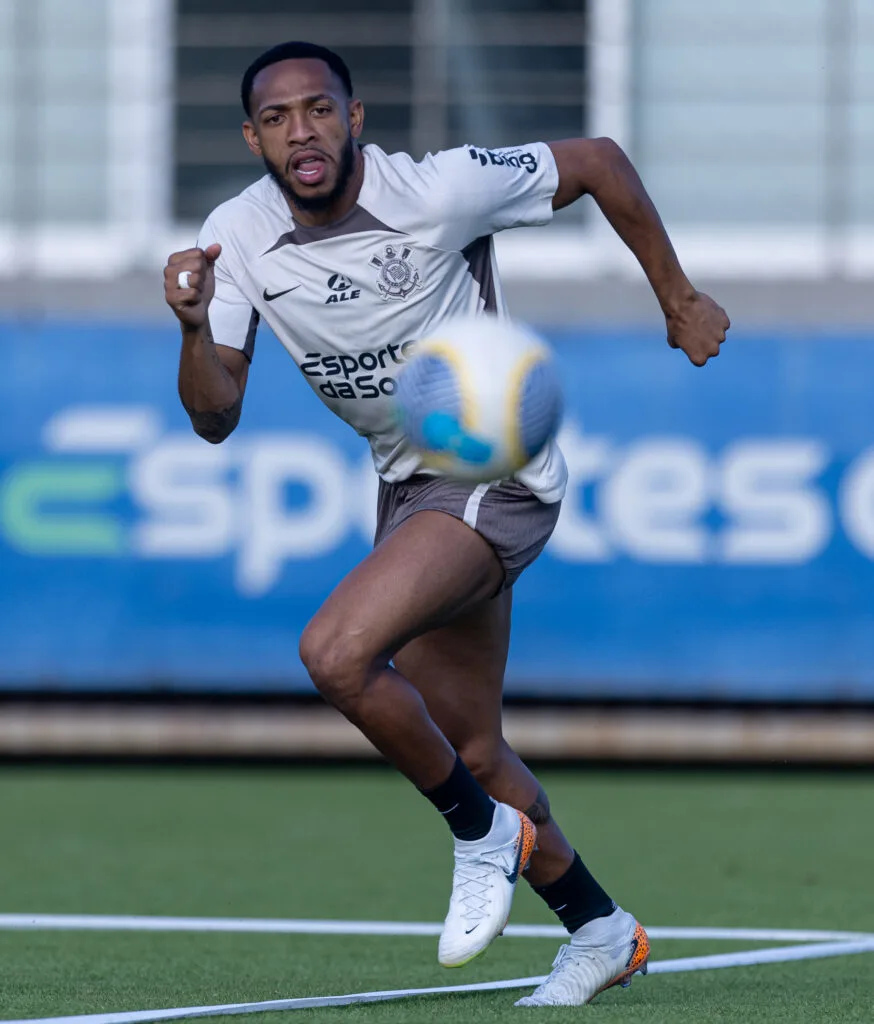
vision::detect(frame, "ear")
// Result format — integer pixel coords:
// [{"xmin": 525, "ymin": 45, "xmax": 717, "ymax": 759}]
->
[
  {"xmin": 349, "ymin": 99, "xmax": 364, "ymax": 140},
  {"xmin": 242, "ymin": 121, "xmax": 262, "ymax": 157}
]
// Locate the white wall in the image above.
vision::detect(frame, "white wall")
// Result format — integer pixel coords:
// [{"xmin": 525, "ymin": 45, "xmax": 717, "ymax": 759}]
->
[{"xmin": 1, "ymin": 0, "xmax": 109, "ymax": 223}]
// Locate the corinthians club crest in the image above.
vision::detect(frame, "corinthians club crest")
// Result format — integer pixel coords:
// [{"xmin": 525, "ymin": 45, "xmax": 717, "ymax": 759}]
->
[{"xmin": 369, "ymin": 244, "xmax": 421, "ymax": 301}]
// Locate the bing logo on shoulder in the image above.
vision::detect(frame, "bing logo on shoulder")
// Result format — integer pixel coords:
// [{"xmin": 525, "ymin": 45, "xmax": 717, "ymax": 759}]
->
[
  {"xmin": 468, "ymin": 146, "xmax": 539, "ymax": 174},
  {"xmin": 325, "ymin": 272, "xmax": 361, "ymax": 305}
]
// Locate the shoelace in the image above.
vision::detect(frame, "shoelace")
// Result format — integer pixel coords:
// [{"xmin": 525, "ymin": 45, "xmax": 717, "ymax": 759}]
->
[
  {"xmin": 548, "ymin": 942, "xmax": 600, "ymax": 976},
  {"xmin": 522, "ymin": 942, "xmax": 610, "ymax": 1003},
  {"xmin": 524, "ymin": 944, "xmax": 587, "ymax": 1000},
  {"xmin": 451, "ymin": 858, "xmax": 496, "ymax": 923}
]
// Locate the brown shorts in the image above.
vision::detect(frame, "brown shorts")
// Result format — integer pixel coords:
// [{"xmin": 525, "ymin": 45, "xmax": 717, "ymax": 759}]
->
[{"xmin": 374, "ymin": 475, "xmax": 561, "ymax": 590}]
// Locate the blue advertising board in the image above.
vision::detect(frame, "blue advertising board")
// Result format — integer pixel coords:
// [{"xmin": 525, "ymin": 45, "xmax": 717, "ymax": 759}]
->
[{"xmin": 1, "ymin": 320, "xmax": 872, "ymax": 700}]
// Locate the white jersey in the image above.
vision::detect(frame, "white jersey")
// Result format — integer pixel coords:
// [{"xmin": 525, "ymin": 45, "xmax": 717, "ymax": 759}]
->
[{"xmin": 198, "ymin": 141, "xmax": 568, "ymax": 503}]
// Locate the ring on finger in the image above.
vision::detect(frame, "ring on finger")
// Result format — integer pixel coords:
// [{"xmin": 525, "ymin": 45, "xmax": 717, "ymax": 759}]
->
[{"xmin": 177, "ymin": 270, "xmax": 192, "ymax": 290}]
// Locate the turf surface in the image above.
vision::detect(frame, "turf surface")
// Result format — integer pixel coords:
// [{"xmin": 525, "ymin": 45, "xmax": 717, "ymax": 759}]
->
[{"xmin": 1, "ymin": 767, "xmax": 872, "ymax": 1022}]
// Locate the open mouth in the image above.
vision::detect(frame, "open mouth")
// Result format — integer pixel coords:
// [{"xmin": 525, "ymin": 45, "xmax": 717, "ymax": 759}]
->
[{"xmin": 290, "ymin": 151, "xmax": 328, "ymax": 186}]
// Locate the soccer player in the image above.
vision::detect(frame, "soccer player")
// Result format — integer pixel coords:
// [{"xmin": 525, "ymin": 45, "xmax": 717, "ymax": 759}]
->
[{"xmin": 164, "ymin": 41, "xmax": 729, "ymax": 1006}]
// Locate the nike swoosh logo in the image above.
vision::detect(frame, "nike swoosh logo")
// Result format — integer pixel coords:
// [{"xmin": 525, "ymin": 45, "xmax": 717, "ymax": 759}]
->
[
  {"xmin": 262, "ymin": 285, "xmax": 301, "ymax": 301},
  {"xmin": 464, "ymin": 925, "xmax": 480, "ymax": 935},
  {"xmin": 505, "ymin": 836, "xmax": 525, "ymax": 885}
]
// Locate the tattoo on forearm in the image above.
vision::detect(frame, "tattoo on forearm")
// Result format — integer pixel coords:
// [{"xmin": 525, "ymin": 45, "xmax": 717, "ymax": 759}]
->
[
  {"xmin": 202, "ymin": 325, "xmax": 222, "ymax": 366},
  {"xmin": 524, "ymin": 785, "xmax": 552, "ymax": 826},
  {"xmin": 183, "ymin": 394, "xmax": 242, "ymax": 444},
  {"xmin": 180, "ymin": 323, "xmax": 243, "ymax": 443}
]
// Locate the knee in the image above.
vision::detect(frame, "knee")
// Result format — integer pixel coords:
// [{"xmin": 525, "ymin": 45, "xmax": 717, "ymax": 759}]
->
[
  {"xmin": 457, "ymin": 737, "xmax": 506, "ymax": 789},
  {"xmin": 299, "ymin": 619, "xmax": 372, "ymax": 710}
]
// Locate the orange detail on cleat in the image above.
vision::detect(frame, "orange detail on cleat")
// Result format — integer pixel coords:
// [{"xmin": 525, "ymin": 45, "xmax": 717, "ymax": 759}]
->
[
  {"xmin": 515, "ymin": 811, "xmax": 537, "ymax": 877},
  {"xmin": 592, "ymin": 922, "xmax": 650, "ymax": 1002}
]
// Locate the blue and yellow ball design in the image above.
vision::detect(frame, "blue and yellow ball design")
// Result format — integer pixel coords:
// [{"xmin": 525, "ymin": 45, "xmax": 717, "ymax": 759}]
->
[{"xmin": 396, "ymin": 314, "xmax": 563, "ymax": 481}]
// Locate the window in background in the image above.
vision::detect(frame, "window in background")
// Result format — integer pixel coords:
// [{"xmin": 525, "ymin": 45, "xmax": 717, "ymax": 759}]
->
[
  {"xmin": 847, "ymin": 0, "xmax": 874, "ymax": 228},
  {"xmin": 173, "ymin": 0, "xmax": 414, "ymax": 222},
  {"xmin": 443, "ymin": 1, "xmax": 586, "ymax": 154},
  {"xmin": 632, "ymin": 0, "xmax": 866, "ymax": 233},
  {"xmin": 172, "ymin": 0, "xmax": 586, "ymax": 224}
]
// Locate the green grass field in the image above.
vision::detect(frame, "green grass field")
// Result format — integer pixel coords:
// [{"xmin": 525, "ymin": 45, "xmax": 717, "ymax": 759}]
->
[{"xmin": 2, "ymin": 766, "xmax": 872, "ymax": 1023}]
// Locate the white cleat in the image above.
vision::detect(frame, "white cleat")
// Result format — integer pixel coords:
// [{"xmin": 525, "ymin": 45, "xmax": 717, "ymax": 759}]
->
[
  {"xmin": 515, "ymin": 906, "xmax": 650, "ymax": 1006},
  {"xmin": 438, "ymin": 801, "xmax": 537, "ymax": 968}
]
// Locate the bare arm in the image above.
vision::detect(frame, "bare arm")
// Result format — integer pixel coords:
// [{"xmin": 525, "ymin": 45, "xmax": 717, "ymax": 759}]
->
[
  {"xmin": 177, "ymin": 325, "xmax": 249, "ymax": 443},
  {"xmin": 548, "ymin": 137, "xmax": 730, "ymax": 366},
  {"xmin": 164, "ymin": 243, "xmax": 250, "ymax": 443}
]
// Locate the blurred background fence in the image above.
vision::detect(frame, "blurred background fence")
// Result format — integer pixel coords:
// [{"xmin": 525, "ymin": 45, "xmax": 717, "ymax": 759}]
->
[
  {"xmin": 6, "ymin": 0, "xmax": 874, "ymax": 277},
  {"xmin": 1, "ymin": 0, "xmax": 873, "ymax": 759}
]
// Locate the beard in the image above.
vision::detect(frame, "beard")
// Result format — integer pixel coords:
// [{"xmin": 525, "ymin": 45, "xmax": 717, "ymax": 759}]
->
[{"xmin": 263, "ymin": 134, "xmax": 357, "ymax": 215}]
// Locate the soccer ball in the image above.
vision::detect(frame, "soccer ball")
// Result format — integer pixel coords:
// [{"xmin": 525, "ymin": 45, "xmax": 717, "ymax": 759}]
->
[{"xmin": 395, "ymin": 314, "xmax": 563, "ymax": 482}]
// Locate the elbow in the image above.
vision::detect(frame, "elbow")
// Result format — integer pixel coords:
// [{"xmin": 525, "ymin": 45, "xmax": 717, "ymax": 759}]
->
[
  {"xmin": 182, "ymin": 396, "xmax": 242, "ymax": 445},
  {"xmin": 194, "ymin": 424, "xmax": 233, "ymax": 445}
]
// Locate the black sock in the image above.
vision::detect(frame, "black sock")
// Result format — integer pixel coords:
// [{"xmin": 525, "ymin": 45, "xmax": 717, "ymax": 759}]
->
[
  {"xmin": 421, "ymin": 754, "xmax": 496, "ymax": 841},
  {"xmin": 532, "ymin": 851, "xmax": 616, "ymax": 934}
]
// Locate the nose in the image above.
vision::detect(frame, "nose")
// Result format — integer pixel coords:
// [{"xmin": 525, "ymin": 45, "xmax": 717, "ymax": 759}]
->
[{"xmin": 286, "ymin": 112, "xmax": 316, "ymax": 146}]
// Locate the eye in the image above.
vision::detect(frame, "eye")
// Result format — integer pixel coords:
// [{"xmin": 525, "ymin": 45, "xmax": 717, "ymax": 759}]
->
[
  {"xmin": 265, "ymin": 114, "xmax": 283, "ymax": 125},
  {"xmin": 312, "ymin": 106, "xmax": 332, "ymax": 116}
]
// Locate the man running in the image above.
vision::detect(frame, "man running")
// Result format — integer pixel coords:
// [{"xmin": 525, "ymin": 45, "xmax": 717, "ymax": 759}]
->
[{"xmin": 164, "ymin": 41, "xmax": 729, "ymax": 1006}]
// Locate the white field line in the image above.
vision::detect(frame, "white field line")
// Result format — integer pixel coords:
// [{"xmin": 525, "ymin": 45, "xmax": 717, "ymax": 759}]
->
[
  {"xmin": 3, "ymin": 939, "xmax": 874, "ymax": 1024},
  {"xmin": 2, "ymin": 914, "xmax": 873, "ymax": 944},
  {"xmin": 650, "ymin": 939, "xmax": 874, "ymax": 973}
]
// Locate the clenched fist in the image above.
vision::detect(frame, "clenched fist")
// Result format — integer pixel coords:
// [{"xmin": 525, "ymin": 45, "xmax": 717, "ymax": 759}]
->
[
  {"xmin": 164, "ymin": 243, "xmax": 222, "ymax": 328},
  {"xmin": 666, "ymin": 291, "xmax": 730, "ymax": 367}
]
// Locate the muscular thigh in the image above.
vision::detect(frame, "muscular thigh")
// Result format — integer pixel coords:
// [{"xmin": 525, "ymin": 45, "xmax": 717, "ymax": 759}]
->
[
  {"xmin": 394, "ymin": 589, "xmax": 512, "ymax": 749},
  {"xmin": 304, "ymin": 510, "xmax": 504, "ymax": 667}
]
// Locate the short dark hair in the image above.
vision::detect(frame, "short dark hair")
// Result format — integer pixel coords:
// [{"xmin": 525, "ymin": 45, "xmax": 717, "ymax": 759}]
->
[{"xmin": 241, "ymin": 41, "xmax": 353, "ymax": 116}]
